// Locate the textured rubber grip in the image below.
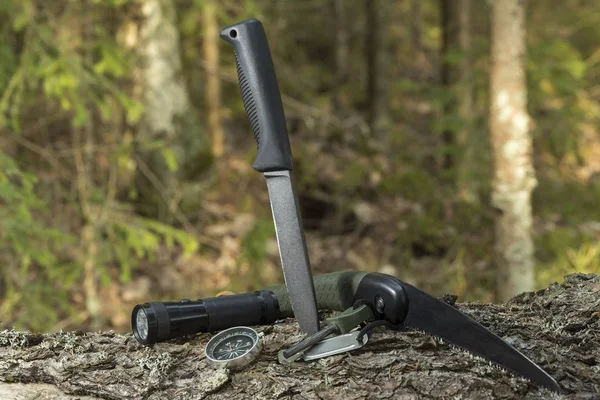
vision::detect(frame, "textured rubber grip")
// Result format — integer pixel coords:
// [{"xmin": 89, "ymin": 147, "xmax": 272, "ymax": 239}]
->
[
  {"xmin": 265, "ymin": 271, "xmax": 368, "ymax": 317},
  {"xmin": 220, "ymin": 19, "xmax": 293, "ymax": 173}
]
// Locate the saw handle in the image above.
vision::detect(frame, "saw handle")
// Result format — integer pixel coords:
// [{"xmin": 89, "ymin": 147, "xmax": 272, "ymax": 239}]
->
[
  {"xmin": 266, "ymin": 271, "xmax": 409, "ymax": 325},
  {"xmin": 220, "ymin": 19, "xmax": 293, "ymax": 173}
]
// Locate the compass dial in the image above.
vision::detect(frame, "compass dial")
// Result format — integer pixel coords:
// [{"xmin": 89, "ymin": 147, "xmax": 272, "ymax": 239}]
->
[
  {"xmin": 213, "ymin": 334, "xmax": 255, "ymax": 360},
  {"xmin": 205, "ymin": 327, "xmax": 262, "ymax": 369}
]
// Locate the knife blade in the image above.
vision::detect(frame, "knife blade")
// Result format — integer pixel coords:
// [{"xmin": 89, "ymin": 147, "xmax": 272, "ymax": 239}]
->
[{"xmin": 220, "ymin": 19, "xmax": 320, "ymax": 335}]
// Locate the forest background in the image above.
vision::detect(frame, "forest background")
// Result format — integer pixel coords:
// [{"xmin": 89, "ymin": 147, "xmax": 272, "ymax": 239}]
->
[{"xmin": 1, "ymin": 0, "xmax": 599, "ymax": 333}]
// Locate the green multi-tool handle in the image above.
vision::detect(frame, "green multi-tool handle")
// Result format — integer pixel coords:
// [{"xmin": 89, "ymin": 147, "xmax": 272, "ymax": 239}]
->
[{"xmin": 267, "ymin": 271, "xmax": 369, "ymax": 317}]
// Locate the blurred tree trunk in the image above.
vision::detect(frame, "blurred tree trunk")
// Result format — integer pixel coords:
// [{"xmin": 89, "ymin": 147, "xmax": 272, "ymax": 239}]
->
[
  {"xmin": 131, "ymin": 0, "xmax": 192, "ymax": 219},
  {"xmin": 138, "ymin": 0, "xmax": 190, "ymax": 144},
  {"xmin": 410, "ymin": 0, "xmax": 424, "ymax": 61},
  {"xmin": 76, "ymin": 0, "xmax": 102, "ymax": 330},
  {"xmin": 203, "ymin": 0, "xmax": 224, "ymax": 158},
  {"xmin": 332, "ymin": 0, "xmax": 349, "ymax": 111},
  {"xmin": 440, "ymin": 0, "xmax": 472, "ymax": 176},
  {"xmin": 365, "ymin": 0, "xmax": 390, "ymax": 140},
  {"xmin": 490, "ymin": 0, "xmax": 537, "ymax": 302}
]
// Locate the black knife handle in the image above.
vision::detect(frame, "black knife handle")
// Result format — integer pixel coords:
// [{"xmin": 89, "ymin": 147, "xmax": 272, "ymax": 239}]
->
[{"xmin": 220, "ymin": 19, "xmax": 293, "ymax": 172}]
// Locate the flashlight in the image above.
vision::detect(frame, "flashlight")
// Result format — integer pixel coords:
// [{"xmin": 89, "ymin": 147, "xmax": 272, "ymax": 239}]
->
[{"xmin": 131, "ymin": 290, "xmax": 280, "ymax": 345}]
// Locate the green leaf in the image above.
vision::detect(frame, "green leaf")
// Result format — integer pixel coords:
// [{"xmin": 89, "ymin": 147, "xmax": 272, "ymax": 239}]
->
[
  {"xmin": 119, "ymin": 95, "xmax": 144, "ymax": 124},
  {"xmin": 161, "ymin": 148, "xmax": 179, "ymax": 172},
  {"xmin": 178, "ymin": 233, "xmax": 199, "ymax": 255},
  {"xmin": 72, "ymin": 103, "xmax": 89, "ymax": 127},
  {"xmin": 98, "ymin": 99, "xmax": 113, "ymax": 121},
  {"xmin": 13, "ymin": 12, "xmax": 29, "ymax": 32}
]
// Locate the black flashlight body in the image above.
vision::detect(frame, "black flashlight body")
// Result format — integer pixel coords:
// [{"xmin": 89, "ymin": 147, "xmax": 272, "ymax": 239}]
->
[{"xmin": 132, "ymin": 290, "xmax": 280, "ymax": 345}]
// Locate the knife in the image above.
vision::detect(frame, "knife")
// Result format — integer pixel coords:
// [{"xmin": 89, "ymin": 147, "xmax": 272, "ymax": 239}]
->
[
  {"xmin": 220, "ymin": 19, "xmax": 320, "ymax": 335},
  {"xmin": 132, "ymin": 271, "xmax": 560, "ymax": 393}
]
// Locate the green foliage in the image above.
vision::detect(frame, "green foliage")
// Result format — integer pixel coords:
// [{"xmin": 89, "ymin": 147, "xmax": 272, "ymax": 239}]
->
[
  {"xmin": 1, "ymin": 0, "xmax": 600, "ymax": 332},
  {"xmin": 537, "ymin": 229, "xmax": 600, "ymax": 288},
  {"xmin": 0, "ymin": 154, "xmax": 69, "ymax": 268},
  {"xmin": 109, "ymin": 215, "xmax": 199, "ymax": 284},
  {"xmin": 0, "ymin": 153, "xmax": 74, "ymax": 330},
  {"xmin": 534, "ymin": 179, "xmax": 600, "ymax": 223},
  {"xmin": 240, "ymin": 218, "xmax": 275, "ymax": 268},
  {"xmin": 237, "ymin": 218, "xmax": 276, "ymax": 290},
  {"xmin": 0, "ymin": 0, "xmax": 141, "ymax": 131},
  {"xmin": 528, "ymin": 38, "xmax": 592, "ymax": 161},
  {"xmin": 0, "ymin": 0, "xmax": 202, "ymax": 332},
  {"xmin": 336, "ymin": 161, "xmax": 369, "ymax": 194},
  {"xmin": 380, "ymin": 169, "xmax": 438, "ymax": 204}
]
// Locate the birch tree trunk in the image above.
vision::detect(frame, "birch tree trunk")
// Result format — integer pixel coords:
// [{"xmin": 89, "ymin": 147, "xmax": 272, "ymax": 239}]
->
[
  {"xmin": 138, "ymin": 0, "xmax": 190, "ymax": 139},
  {"xmin": 128, "ymin": 0, "xmax": 193, "ymax": 219},
  {"xmin": 490, "ymin": 0, "xmax": 537, "ymax": 302}
]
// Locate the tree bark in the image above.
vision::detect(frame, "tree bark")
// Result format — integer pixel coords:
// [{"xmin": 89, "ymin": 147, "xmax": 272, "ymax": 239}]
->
[
  {"xmin": 203, "ymin": 0, "xmax": 224, "ymax": 159},
  {"xmin": 490, "ymin": 0, "xmax": 537, "ymax": 302},
  {"xmin": 1, "ymin": 274, "xmax": 598, "ymax": 399},
  {"xmin": 365, "ymin": 0, "xmax": 390, "ymax": 140}
]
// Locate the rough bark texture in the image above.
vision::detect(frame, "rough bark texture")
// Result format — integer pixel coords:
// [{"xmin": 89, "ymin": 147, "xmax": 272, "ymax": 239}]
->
[
  {"xmin": 1, "ymin": 274, "xmax": 599, "ymax": 399},
  {"xmin": 490, "ymin": 0, "xmax": 537, "ymax": 301}
]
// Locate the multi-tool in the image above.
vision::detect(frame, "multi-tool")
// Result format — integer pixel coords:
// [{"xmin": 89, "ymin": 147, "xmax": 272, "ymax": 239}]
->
[{"xmin": 131, "ymin": 19, "xmax": 560, "ymax": 394}]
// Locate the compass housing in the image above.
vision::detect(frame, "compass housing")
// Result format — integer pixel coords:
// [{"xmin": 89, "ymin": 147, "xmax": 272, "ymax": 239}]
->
[{"xmin": 205, "ymin": 326, "xmax": 263, "ymax": 370}]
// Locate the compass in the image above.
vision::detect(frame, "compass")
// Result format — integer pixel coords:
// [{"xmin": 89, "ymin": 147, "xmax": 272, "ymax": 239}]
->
[{"xmin": 205, "ymin": 326, "xmax": 263, "ymax": 369}]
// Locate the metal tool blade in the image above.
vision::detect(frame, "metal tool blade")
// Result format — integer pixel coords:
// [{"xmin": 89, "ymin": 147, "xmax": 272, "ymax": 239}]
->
[
  {"xmin": 264, "ymin": 170, "xmax": 320, "ymax": 335},
  {"xmin": 303, "ymin": 331, "xmax": 368, "ymax": 361},
  {"xmin": 401, "ymin": 282, "xmax": 560, "ymax": 393}
]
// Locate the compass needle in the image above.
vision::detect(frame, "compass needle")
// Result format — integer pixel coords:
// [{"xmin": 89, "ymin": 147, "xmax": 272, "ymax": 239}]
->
[{"xmin": 205, "ymin": 327, "xmax": 263, "ymax": 369}]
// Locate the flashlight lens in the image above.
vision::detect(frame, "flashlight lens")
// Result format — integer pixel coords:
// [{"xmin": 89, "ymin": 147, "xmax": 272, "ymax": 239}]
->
[{"xmin": 136, "ymin": 308, "xmax": 149, "ymax": 340}]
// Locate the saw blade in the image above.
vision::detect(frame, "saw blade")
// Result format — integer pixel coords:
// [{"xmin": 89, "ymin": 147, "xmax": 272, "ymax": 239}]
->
[{"xmin": 400, "ymin": 282, "xmax": 560, "ymax": 393}]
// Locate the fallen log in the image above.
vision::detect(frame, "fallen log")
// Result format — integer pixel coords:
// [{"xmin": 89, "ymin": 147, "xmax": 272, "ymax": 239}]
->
[{"xmin": 1, "ymin": 274, "xmax": 598, "ymax": 399}]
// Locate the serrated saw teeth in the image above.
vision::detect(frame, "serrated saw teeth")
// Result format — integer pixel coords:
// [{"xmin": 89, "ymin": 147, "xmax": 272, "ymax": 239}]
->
[
  {"xmin": 398, "ymin": 280, "xmax": 561, "ymax": 393},
  {"xmin": 406, "ymin": 325, "xmax": 527, "ymax": 378}
]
